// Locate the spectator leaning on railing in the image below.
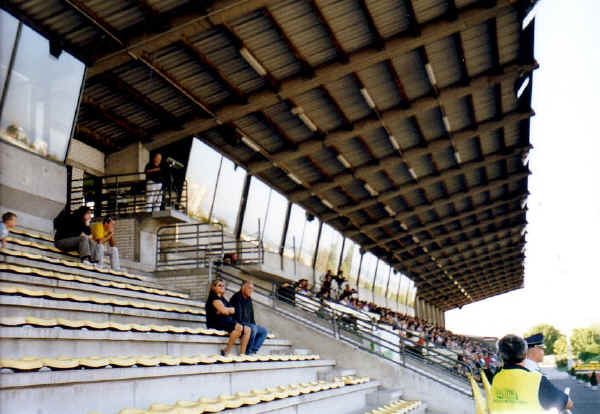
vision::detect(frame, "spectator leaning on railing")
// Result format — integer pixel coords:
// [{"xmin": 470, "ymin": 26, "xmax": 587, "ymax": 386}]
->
[{"xmin": 144, "ymin": 152, "xmax": 164, "ymax": 212}]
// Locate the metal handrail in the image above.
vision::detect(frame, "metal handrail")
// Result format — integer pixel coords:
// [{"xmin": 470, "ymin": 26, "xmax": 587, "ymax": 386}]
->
[
  {"xmin": 156, "ymin": 222, "xmax": 264, "ymax": 270},
  {"xmin": 215, "ymin": 265, "xmax": 474, "ymax": 394},
  {"xmin": 68, "ymin": 170, "xmax": 187, "ymax": 218}
]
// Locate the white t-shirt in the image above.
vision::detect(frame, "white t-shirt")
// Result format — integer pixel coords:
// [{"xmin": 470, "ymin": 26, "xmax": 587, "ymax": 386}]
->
[
  {"xmin": 0, "ymin": 223, "xmax": 8, "ymax": 240},
  {"xmin": 523, "ymin": 357, "xmax": 542, "ymax": 373}
]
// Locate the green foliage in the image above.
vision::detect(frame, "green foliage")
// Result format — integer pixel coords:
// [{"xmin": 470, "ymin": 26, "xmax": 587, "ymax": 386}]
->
[
  {"xmin": 554, "ymin": 336, "xmax": 568, "ymax": 358},
  {"xmin": 571, "ymin": 327, "xmax": 600, "ymax": 358},
  {"xmin": 525, "ymin": 324, "xmax": 563, "ymax": 354}
]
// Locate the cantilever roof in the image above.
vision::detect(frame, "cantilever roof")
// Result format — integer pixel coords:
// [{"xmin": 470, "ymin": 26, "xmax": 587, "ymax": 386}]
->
[{"xmin": 2, "ymin": 0, "xmax": 539, "ymax": 310}]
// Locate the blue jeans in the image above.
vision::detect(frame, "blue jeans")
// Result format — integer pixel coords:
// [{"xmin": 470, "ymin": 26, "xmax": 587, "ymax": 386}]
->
[{"xmin": 246, "ymin": 324, "xmax": 268, "ymax": 355}]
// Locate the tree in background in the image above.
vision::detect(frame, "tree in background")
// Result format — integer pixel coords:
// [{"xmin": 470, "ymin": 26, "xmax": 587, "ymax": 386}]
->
[
  {"xmin": 554, "ymin": 336, "xmax": 569, "ymax": 360},
  {"xmin": 525, "ymin": 324, "xmax": 564, "ymax": 354},
  {"xmin": 571, "ymin": 326, "xmax": 600, "ymax": 361}
]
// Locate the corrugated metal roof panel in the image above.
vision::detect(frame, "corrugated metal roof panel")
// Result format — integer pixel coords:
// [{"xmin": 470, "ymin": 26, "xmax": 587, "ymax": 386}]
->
[
  {"xmin": 496, "ymin": 10, "xmax": 521, "ymax": 65},
  {"xmin": 270, "ymin": 0, "xmax": 339, "ymax": 67},
  {"xmin": 388, "ymin": 117, "xmax": 423, "ymax": 150},
  {"xmin": 461, "ymin": 23, "xmax": 494, "ymax": 76},
  {"xmin": 444, "ymin": 97, "xmax": 472, "ymax": 132},
  {"xmin": 318, "ymin": 0, "xmax": 374, "ymax": 53},
  {"xmin": 263, "ymin": 101, "xmax": 314, "ymax": 144},
  {"xmin": 412, "ymin": 0, "xmax": 447, "ymax": 24},
  {"xmin": 365, "ymin": 0, "xmax": 410, "ymax": 38},
  {"xmin": 425, "ymin": 36, "xmax": 462, "ymax": 88},
  {"xmin": 338, "ymin": 137, "xmax": 373, "ymax": 166},
  {"xmin": 357, "ymin": 62, "xmax": 404, "ymax": 111},
  {"xmin": 391, "ymin": 51, "xmax": 431, "ymax": 100},
  {"xmin": 294, "ymin": 88, "xmax": 344, "ymax": 132},
  {"xmin": 415, "ymin": 107, "xmax": 444, "ymax": 141},
  {"xmin": 471, "ymin": 86, "xmax": 497, "ymax": 122},
  {"xmin": 231, "ymin": 11, "xmax": 302, "ymax": 80},
  {"xmin": 327, "ymin": 75, "xmax": 373, "ymax": 121}
]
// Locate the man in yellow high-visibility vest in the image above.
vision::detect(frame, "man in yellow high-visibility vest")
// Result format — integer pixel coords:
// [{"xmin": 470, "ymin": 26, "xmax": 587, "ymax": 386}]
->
[{"xmin": 490, "ymin": 334, "xmax": 573, "ymax": 413}]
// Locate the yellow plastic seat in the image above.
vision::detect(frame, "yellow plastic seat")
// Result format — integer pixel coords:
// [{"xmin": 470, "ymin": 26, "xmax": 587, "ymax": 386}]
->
[
  {"xmin": 217, "ymin": 394, "xmax": 244, "ymax": 409},
  {"xmin": 79, "ymin": 356, "xmax": 111, "ymax": 368},
  {"xmin": 196, "ymin": 398, "xmax": 226, "ymax": 413},
  {"xmin": 137, "ymin": 356, "xmax": 161, "ymax": 367},
  {"xmin": 147, "ymin": 403, "xmax": 178, "ymax": 413},
  {"xmin": 110, "ymin": 356, "xmax": 138, "ymax": 367},
  {"xmin": 43, "ymin": 357, "xmax": 80, "ymax": 369},
  {"xmin": 234, "ymin": 391, "xmax": 261, "ymax": 405},
  {"xmin": 0, "ymin": 356, "xmax": 43, "ymax": 370}
]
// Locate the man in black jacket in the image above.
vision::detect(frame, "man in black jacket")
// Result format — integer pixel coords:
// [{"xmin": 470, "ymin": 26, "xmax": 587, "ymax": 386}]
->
[{"xmin": 230, "ymin": 281, "xmax": 268, "ymax": 355}]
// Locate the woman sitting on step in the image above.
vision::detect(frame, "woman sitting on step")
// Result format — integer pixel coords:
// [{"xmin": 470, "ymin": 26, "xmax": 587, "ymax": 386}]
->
[
  {"xmin": 206, "ymin": 279, "xmax": 251, "ymax": 356},
  {"xmin": 54, "ymin": 206, "xmax": 101, "ymax": 265}
]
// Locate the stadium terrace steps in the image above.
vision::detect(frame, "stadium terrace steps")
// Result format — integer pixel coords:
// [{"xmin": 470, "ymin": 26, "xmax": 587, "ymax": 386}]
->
[
  {"xmin": 0, "ymin": 229, "xmax": 396, "ymax": 414},
  {"xmin": 0, "ymin": 265, "xmax": 200, "ymax": 307}
]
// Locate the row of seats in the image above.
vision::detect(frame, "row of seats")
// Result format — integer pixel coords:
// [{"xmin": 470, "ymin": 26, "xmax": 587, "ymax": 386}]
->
[
  {"xmin": 0, "ymin": 247, "xmax": 145, "ymax": 281},
  {"xmin": 0, "ymin": 263, "xmax": 188, "ymax": 299},
  {"xmin": 101, "ymin": 377, "xmax": 371, "ymax": 414},
  {"xmin": 367, "ymin": 400, "xmax": 422, "ymax": 414},
  {"xmin": 0, "ymin": 353, "xmax": 321, "ymax": 371},
  {"xmin": 0, "ymin": 285, "xmax": 204, "ymax": 315},
  {"xmin": 9, "ymin": 228, "xmax": 54, "ymax": 243},
  {"xmin": 5, "ymin": 236, "xmax": 79, "ymax": 257},
  {"xmin": 0, "ymin": 316, "xmax": 270, "ymax": 337}
]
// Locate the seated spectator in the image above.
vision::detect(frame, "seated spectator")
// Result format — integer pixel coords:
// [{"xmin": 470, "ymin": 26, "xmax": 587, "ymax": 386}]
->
[
  {"xmin": 205, "ymin": 279, "xmax": 251, "ymax": 355},
  {"xmin": 338, "ymin": 284, "xmax": 356, "ymax": 302},
  {"xmin": 230, "ymin": 281, "xmax": 268, "ymax": 355},
  {"xmin": 277, "ymin": 282, "xmax": 296, "ymax": 305},
  {"xmin": 54, "ymin": 206, "xmax": 100, "ymax": 265},
  {"xmin": 0, "ymin": 212, "xmax": 17, "ymax": 248},
  {"xmin": 294, "ymin": 279, "xmax": 312, "ymax": 296},
  {"xmin": 91, "ymin": 216, "xmax": 120, "ymax": 270},
  {"xmin": 223, "ymin": 252, "xmax": 238, "ymax": 265},
  {"xmin": 333, "ymin": 270, "xmax": 346, "ymax": 289},
  {"xmin": 317, "ymin": 273, "xmax": 332, "ymax": 298}
]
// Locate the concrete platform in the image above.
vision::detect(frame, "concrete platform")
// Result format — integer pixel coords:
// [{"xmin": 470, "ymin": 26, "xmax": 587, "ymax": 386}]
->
[{"xmin": 0, "ymin": 326, "xmax": 291, "ymax": 358}]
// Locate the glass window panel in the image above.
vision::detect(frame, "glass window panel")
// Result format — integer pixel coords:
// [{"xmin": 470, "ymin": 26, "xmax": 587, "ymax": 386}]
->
[
  {"xmin": 315, "ymin": 223, "xmax": 343, "ymax": 275},
  {"xmin": 373, "ymin": 262, "xmax": 390, "ymax": 307},
  {"xmin": 387, "ymin": 272, "xmax": 400, "ymax": 307},
  {"xmin": 0, "ymin": 11, "xmax": 19, "ymax": 97},
  {"xmin": 0, "ymin": 24, "xmax": 85, "ymax": 162},
  {"xmin": 259, "ymin": 189, "xmax": 287, "ymax": 253},
  {"xmin": 340, "ymin": 238, "xmax": 361, "ymax": 285},
  {"xmin": 242, "ymin": 177, "xmax": 271, "ymax": 240},
  {"xmin": 185, "ymin": 139, "xmax": 221, "ymax": 221},
  {"xmin": 211, "ymin": 157, "xmax": 245, "ymax": 231},
  {"xmin": 358, "ymin": 253, "xmax": 377, "ymax": 301},
  {"xmin": 284, "ymin": 204, "xmax": 319, "ymax": 267}
]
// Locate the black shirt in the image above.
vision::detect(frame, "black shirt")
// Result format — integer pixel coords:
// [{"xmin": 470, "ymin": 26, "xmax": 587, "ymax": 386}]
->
[
  {"xmin": 205, "ymin": 291, "xmax": 231, "ymax": 330},
  {"xmin": 500, "ymin": 365, "xmax": 569, "ymax": 411},
  {"xmin": 229, "ymin": 291, "xmax": 255, "ymax": 325},
  {"xmin": 144, "ymin": 162, "xmax": 163, "ymax": 183},
  {"xmin": 55, "ymin": 214, "xmax": 91, "ymax": 241}
]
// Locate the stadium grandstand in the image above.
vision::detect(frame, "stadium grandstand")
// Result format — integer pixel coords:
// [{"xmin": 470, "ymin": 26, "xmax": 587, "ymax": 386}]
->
[{"xmin": 0, "ymin": 0, "xmax": 539, "ymax": 413}]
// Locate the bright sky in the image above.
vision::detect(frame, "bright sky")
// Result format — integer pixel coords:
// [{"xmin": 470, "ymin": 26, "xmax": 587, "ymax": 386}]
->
[{"xmin": 446, "ymin": 0, "xmax": 600, "ymax": 339}]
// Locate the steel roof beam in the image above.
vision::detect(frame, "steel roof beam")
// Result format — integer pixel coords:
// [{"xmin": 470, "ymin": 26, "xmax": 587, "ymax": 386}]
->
[
  {"xmin": 347, "ymin": 169, "xmax": 529, "ymax": 237},
  {"xmin": 248, "ymin": 63, "xmax": 537, "ymax": 172},
  {"xmin": 147, "ymin": 1, "xmax": 528, "ymax": 149},
  {"xmin": 88, "ymin": 0, "xmax": 279, "ymax": 75},
  {"xmin": 364, "ymin": 192, "xmax": 525, "ymax": 249}
]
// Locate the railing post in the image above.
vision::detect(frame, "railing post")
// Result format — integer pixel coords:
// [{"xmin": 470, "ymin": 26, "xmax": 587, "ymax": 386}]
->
[{"xmin": 196, "ymin": 224, "xmax": 200, "ymax": 268}]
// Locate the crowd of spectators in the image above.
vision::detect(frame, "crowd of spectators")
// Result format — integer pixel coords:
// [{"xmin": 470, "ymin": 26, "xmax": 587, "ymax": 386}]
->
[{"xmin": 278, "ymin": 270, "xmax": 500, "ymax": 379}]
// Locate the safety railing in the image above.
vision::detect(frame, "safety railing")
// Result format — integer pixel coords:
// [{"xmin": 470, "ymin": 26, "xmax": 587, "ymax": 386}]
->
[
  {"xmin": 156, "ymin": 222, "xmax": 264, "ymax": 270},
  {"xmin": 215, "ymin": 264, "xmax": 474, "ymax": 395},
  {"xmin": 68, "ymin": 171, "xmax": 188, "ymax": 218}
]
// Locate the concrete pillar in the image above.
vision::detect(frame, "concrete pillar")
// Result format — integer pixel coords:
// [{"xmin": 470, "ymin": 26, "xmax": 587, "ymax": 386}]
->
[
  {"xmin": 106, "ymin": 142, "xmax": 149, "ymax": 176},
  {"xmin": 0, "ymin": 141, "xmax": 67, "ymax": 234}
]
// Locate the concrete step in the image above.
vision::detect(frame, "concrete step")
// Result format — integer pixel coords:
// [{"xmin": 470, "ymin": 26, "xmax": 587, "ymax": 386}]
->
[
  {"xmin": 0, "ymin": 270, "xmax": 203, "ymax": 309},
  {"xmin": 0, "ymin": 294, "xmax": 206, "ymax": 327},
  {"xmin": 318, "ymin": 368, "xmax": 357, "ymax": 381},
  {"xmin": 293, "ymin": 348, "xmax": 312, "ymax": 355},
  {"xmin": 0, "ymin": 249, "xmax": 167, "ymax": 289},
  {"xmin": 0, "ymin": 359, "xmax": 348, "ymax": 414},
  {"xmin": 0, "ymin": 326, "xmax": 291, "ymax": 358},
  {"xmin": 366, "ymin": 387, "xmax": 404, "ymax": 407}
]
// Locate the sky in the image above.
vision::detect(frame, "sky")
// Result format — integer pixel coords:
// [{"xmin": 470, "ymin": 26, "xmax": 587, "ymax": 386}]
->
[{"xmin": 446, "ymin": 0, "xmax": 600, "ymax": 339}]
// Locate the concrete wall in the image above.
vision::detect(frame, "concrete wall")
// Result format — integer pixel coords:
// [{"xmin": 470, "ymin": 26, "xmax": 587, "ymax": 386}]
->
[
  {"xmin": 105, "ymin": 142, "xmax": 148, "ymax": 176},
  {"xmin": 253, "ymin": 303, "xmax": 474, "ymax": 414},
  {"xmin": 66, "ymin": 139, "xmax": 105, "ymax": 176},
  {"xmin": 0, "ymin": 141, "xmax": 67, "ymax": 234}
]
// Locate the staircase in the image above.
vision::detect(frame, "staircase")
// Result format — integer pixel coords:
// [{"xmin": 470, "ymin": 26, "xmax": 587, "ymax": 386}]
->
[{"xmin": 0, "ymin": 229, "xmax": 400, "ymax": 414}]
